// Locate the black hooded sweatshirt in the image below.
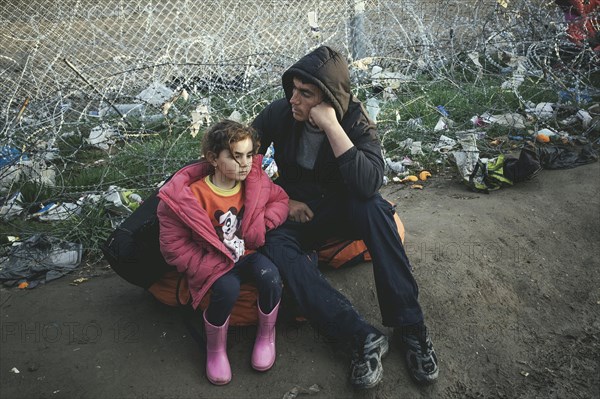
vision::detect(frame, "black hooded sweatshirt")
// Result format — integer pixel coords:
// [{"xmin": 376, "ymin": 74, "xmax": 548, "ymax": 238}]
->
[{"xmin": 252, "ymin": 46, "xmax": 384, "ymax": 203}]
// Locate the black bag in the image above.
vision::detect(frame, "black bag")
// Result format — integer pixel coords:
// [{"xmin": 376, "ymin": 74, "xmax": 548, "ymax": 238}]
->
[
  {"xmin": 537, "ymin": 143, "xmax": 598, "ymax": 170},
  {"xmin": 101, "ymin": 190, "xmax": 174, "ymax": 289},
  {"xmin": 503, "ymin": 146, "xmax": 542, "ymax": 183},
  {"xmin": 102, "ymin": 161, "xmax": 204, "ymax": 288}
]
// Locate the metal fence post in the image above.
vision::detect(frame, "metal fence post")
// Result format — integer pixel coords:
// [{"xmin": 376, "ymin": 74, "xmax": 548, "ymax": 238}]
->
[{"xmin": 350, "ymin": 0, "xmax": 369, "ymax": 61}]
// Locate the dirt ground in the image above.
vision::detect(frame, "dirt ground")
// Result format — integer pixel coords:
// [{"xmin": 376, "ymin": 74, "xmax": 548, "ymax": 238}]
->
[{"xmin": 1, "ymin": 161, "xmax": 599, "ymax": 399}]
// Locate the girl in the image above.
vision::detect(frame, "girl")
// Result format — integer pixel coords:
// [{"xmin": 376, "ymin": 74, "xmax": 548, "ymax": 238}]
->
[{"xmin": 157, "ymin": 120, "xmax": 288, "ymax": 385}]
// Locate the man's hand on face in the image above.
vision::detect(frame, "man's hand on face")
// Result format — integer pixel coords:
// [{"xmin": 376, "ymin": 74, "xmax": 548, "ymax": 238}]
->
[
  {"xmin": 308, "ymin": 102, "xmax": 337, "ymax": 132},
  {"xmin": 288, "ymin": 199, "xmax": 314, "ymax": 223},
  {"xmin": 308, "ymin": 101, "xmax": 354, "ymax": 157}
]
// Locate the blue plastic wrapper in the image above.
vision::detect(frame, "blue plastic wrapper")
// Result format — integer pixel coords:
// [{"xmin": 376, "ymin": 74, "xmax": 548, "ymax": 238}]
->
[
  {"xmin": 436, "ymin": 105, "xmax": 449, "ymax": 117},
  {"xmin": 0, "ymin": 146, "xmax": 28, "ymax": 169}
]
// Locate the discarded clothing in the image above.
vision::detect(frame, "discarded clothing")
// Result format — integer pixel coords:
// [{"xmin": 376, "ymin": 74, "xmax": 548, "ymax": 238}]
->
[
  {"xmin": 0, "ymin": 235, "xmax": 83, "ymax": 288},
  {"xmin": 453, "ymin": 143, "xmax": 541, "ymax": 193}
]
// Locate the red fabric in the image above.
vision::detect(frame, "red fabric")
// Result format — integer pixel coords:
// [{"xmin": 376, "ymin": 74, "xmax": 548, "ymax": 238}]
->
[
  {"xmin": 560, "ymin": 0, "xmax": 599, "ymax": 49},
  {"xmin": 156, "ymin": 155, "xmax": 289, "ymax": 309}
]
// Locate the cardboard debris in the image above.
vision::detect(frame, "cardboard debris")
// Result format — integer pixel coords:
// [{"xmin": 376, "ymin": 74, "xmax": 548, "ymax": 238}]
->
[
  {"xmin": 433, "ymin": 135, "xmax": 457, "ymax": 153},
  {"xmin": 190, "ymin": 98, "xmax": 212, "ymax": 137},
  {"xmin": 86, "ymin": 124, "xmax": 119, "ymax": 149},
  {"xmin": 480, "ymin": 112, "xmax": 526, "ymax": 129},
  {"xmin": 366, "ymin": 97, "xmax": 380, "ymax": 123},
  {"xmin": 525, "ymin": 102, "xmax": 554, "ymax": 120},
  {"xmin": 135, "ymin": 82, "xmax": 175, "ymax": 107},
  {"xmin": 0, "ymin": 192, "xmax": 24, "ymax": 221}
]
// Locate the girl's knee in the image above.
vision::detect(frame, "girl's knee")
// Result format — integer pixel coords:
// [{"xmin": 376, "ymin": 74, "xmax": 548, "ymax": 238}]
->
[
  {"xmin": 211, "ymin": 279, "xmax": 241, "ymax": 304},
  {"xmin": 256, "ymin": 267, "xmax": 282, "ymax": 288}
]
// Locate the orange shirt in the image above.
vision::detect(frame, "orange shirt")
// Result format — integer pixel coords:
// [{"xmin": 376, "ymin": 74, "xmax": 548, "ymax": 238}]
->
[{"xmin": 190, "ymin": 176, "xmax": 252, "ymax": 259}]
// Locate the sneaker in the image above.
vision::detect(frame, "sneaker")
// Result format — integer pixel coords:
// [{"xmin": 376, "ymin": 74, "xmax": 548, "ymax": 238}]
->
[
  {"xmin": 397, "ymin": 327, "xmax": 439, "ymax": 384},
  {"xmin": 350, "ymin": 333, "xmax": 389, "ymax": 389}
]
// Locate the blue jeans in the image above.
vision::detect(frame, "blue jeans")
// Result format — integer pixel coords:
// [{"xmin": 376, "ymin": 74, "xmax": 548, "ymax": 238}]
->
[
  {"xmin": 260, "ymin": 193, "xmax": 423, "ymax": 341},
  {"xmin": 205, "ymin": 252, "xmax": 282, "ymax": 326}
]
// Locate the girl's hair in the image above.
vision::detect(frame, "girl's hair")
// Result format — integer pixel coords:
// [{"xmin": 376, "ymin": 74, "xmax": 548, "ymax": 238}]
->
[{"xmin": 201, "ymin": 119, "xmax": 260, "ymax": 160}]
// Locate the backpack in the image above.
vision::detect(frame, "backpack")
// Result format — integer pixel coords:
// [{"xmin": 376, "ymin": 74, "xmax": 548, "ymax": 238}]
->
[
  {"xmin": 467, "ymin": 146, "xmax": 541, "ymax": 193},
  {"xmin": 101, "ymin": 189, "xmax": 175, "ymax": 290}
]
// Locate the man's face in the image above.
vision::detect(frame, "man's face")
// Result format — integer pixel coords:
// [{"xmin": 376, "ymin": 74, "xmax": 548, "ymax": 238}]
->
[{"xmin": 289, "ymin": 77, "xmax": 323, "ymax": 122}]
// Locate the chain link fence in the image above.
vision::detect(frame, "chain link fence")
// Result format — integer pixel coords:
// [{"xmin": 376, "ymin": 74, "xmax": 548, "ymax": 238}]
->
[
  {"xmin": 0, "ymin": 0, "xmax": 599, "ymax": 264},
  {"xmin": 1, "ymin": 1, "xmax": 579, "ymax": 117}
]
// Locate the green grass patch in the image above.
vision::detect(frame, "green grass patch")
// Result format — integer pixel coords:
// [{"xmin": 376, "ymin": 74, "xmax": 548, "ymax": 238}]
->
[
  {"xmin": 0, "ymin": 75, "xmax": 583, "ymax": 266},
  {"xmin": 375, "ymin": 74, "xmax": 558, "ymax": 167}
]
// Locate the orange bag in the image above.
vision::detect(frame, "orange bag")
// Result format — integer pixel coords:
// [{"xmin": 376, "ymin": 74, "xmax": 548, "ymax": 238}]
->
[
  {"xmin": 149, "ymin": 210, "xmax": 405, "ymax": 326},
  {"xmin": 148, "ymin": 271, "xmax": 260, "ymax": 326},
  {"xmin": 317, "ymin": 210, "xmax": 405, "ymax": 269}
]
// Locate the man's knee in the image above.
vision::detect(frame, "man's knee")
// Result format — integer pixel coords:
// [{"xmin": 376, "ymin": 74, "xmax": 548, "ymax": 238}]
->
[
  {"xmin": 263, "ymin": 229, "xmax": 312, "ymax": 268},
  {"xmin": 347, "ymin": 194, "xmax": 393, "ymax": 222}
]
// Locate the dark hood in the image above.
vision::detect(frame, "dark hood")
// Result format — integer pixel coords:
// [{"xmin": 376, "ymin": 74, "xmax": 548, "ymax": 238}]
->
[{"xmin": 282, "ymin": 46, "xmax": 351, "ymax": 121}]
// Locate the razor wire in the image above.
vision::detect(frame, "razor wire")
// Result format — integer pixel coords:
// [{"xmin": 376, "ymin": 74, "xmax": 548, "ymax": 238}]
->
[{"xmin": 0, "ymin": 0, "xmax": 598, "ymax": 262}]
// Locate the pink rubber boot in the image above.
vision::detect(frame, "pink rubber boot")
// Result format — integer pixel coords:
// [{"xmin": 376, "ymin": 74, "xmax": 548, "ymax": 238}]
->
[
  {"xmin": 203, "ymin": 312, "xmax": 231, "ymax": 385},
  {"xmin": 251, "ymin": 301, "xmax": 280, "ymax": 371}
]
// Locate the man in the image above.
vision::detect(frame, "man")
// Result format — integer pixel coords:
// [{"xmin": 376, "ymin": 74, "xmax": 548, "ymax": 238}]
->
[{"xmin": 252, "ymin": 46, "xmax": 439, "ymax": 389}]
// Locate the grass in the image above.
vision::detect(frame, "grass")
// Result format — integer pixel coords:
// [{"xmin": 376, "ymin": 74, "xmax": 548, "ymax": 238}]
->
[
  {"xmin": 1, "ymin": 68, "xmax": 596, "ymax": 265},
  {"xmin": 372, "ymin": 74, "xmax": 563, "ymax": 163}
]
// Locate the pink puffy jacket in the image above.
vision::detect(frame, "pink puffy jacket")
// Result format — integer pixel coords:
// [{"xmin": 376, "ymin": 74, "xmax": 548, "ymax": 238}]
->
[{"xmin": 157, "ymin": 155, "xmax": 289, "ymax": 309}]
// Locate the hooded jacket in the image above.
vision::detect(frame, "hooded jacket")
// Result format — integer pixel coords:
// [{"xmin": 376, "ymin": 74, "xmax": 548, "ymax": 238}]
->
[
  {"xmin": 156, "ymin": 155, "xmax": 289, "ymax": 309},
  {"xmin": 252, "ymin": 46, "xmax": 384, "ymax": 202}
]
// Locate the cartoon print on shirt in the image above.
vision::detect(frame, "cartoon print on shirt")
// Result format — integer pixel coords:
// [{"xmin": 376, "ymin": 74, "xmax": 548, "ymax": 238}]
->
[{"xmin": 214, "ymin": 207, "xmax": 245, "ymax": 261}]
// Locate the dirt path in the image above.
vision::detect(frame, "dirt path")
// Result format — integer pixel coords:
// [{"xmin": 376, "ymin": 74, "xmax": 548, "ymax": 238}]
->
[{"xmin": 1, "ymin": 162, "xmax": 599, "ymax": 399}]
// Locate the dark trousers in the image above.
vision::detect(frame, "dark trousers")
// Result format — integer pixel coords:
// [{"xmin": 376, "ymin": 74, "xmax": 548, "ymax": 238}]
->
[
  {"xmin": 205, "ymin": 252, "xmax": 282, "ymax": 326},
  {"xmin": 260, "ymin": 193, "xmax": 423, "ymax": 341}
]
